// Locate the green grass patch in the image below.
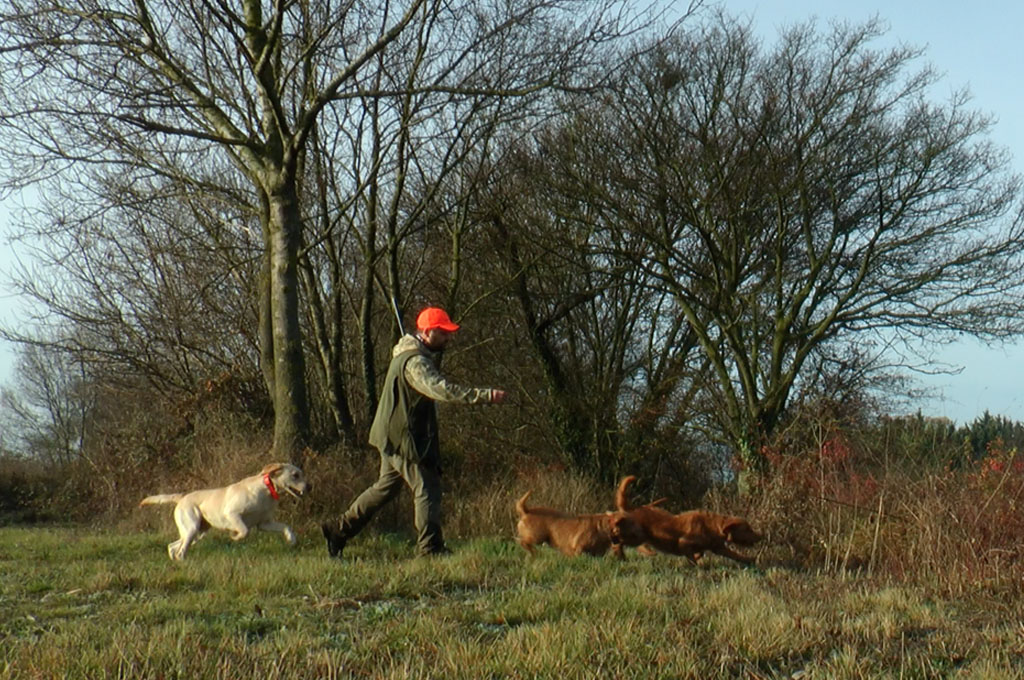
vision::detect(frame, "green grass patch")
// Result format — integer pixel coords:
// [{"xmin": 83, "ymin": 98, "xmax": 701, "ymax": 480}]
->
[{"xmin": 2, "ymin": 526, "xmax": 1024, "ymax": 678}]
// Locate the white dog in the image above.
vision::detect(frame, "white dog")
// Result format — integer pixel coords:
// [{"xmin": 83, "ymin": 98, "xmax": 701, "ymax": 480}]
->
[{"xmin": 139, "ymin": 463, "xmax": 309, "ymax": 560}]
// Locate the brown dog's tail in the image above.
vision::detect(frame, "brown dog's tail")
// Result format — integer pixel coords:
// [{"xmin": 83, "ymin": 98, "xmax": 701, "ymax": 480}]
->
[
  {"xmin": 615, "ymin": 475, "xmax": 637, "ymax": 511},
  {"xmin": 515, "ymin": 491, "xmax": 532, "ymax": 517}
]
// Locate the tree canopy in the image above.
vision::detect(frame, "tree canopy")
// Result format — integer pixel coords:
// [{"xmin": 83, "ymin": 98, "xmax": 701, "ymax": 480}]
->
[
  {"xmin": 482, "ymin": 15, "xmax": 1024, "ymax": 478},
  {"xmin": 2, "ymin": 8, "xmax": 1023, "ymax": 487}
]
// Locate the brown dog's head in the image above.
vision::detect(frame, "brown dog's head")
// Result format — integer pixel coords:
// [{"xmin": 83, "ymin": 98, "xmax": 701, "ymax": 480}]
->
[
  {"xmin": 722, "ymin": 518, "xmax": 762, "ymax": 546},
  {"xmin": 608, "ymin": 511, "xmax": 647, "ymax": 547}
]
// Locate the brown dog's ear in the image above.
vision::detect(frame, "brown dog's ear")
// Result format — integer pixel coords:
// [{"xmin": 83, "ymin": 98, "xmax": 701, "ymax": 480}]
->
[
  {"xmin": 722, "ymin": 518, "xmax": 762, "ymax": 545},
  {"xmin": 721, "ymin": 518, "xmax": 745, "ymax": 541},
  {"xmin": 260, "ymin": 463, "xmax": 284, "ymax": 476},
  {"xmin": 607, "ymin": 513, "xmax": 625, "ymax": 537}
]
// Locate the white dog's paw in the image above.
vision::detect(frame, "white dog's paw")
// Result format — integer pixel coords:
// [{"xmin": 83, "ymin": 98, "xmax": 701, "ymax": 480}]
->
[{"xmin": 284, "ymin": 528, "xmax": 297, "ymax": 545}]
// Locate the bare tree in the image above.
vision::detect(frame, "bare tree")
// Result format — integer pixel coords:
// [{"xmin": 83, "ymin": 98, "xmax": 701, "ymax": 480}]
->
[
  {"xmin": 2, "ymin": 166, "xmax": 262, "ymax": 398},
  {"xmin": 472, "ymin": 118, "xmax": 707, "ymax": 483},
  {"xmin": 562, "ymin": 16, "xmax": 1024, "ymax": 483},
  {"xmin": 0, "ymin": 0, "xmax": 666, "ymax": 457},
  {"xmin": 297, "ymin": 0, "xmax": 688, "ymax": 442},
  {"xmin": 0, "ymin": 340, "xmax": 92, "ymax": 466}
]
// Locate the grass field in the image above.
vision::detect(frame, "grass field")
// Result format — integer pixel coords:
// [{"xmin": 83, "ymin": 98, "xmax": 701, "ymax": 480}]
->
[{"xmin": 2, "ymin": 525, "xmax": 1023, "ymax": 679}]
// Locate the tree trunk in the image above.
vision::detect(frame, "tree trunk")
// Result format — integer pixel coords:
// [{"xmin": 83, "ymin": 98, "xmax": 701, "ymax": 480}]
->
[
  {"xmin": 359, "ymin": 243, "xmax": 378, "ymax": 422},
  {"xmin": 257, "ymin": 191, "xmax": 276, "ymax": 403},
  {"xmin": 266, "ymin": 183, "xmax": 310, "ymax": 459}
]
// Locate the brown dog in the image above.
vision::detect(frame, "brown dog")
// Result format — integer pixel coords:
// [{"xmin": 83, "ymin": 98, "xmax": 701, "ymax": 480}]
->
[
  {"xmin": 612, "ymin": 476, "xmax": 762, "ymax": 565},
  {"xmin": 514, "ymin": 491, "xmax": 645, "ymax": 558}
]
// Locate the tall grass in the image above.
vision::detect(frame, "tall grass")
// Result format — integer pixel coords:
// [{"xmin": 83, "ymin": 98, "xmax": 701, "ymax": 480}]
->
[
  {"xmin": 3, "ymin": 525, "xmax": 1024, "ymax": 679},
  {"xmin": 714, "ymin": 432, "xmax": 1024, "ymax": 601},
  {"xmin": 7, "ymin": 409, "xmax": 1024, "ymax": 676}
]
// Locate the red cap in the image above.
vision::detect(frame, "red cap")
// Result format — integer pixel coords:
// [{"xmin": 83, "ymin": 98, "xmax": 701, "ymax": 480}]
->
[{"xmin": 416, "ymin": 307, "xmax": 460, "ymax": 332}]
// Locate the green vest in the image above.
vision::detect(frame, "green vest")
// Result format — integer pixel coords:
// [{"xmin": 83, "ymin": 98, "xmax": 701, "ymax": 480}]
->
[{"xmin": 368, "ymin": 348, "xmax": 440, "ymax": 465}]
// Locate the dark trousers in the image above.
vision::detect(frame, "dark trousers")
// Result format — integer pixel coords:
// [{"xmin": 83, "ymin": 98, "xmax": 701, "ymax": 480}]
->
[{"xmin": 339, "ymin": 450, "xmax": 444, "ymax": 554}]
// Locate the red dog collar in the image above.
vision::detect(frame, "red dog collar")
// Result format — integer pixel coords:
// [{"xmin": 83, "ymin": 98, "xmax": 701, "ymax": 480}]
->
[{"xmin": 263, "ymin": 473, "xmax": 280, "ymax": 500}]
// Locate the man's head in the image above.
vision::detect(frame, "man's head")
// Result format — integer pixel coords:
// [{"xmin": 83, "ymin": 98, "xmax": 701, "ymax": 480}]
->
[{"xmin": 416, "ymin": 307, "xmax": 459, "ymax": 351}]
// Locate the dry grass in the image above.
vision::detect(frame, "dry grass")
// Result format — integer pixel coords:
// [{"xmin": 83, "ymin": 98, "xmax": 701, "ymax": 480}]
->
[
  {"xmin": 700, "ymin": 437, "xmax": 1024, "ymax": 601},
  {"xmin": 3, "ymin": 525, "xmax": 1024, "ymax": 679},
  {"xmin": 8, "ymin": 423, "xmax": 1024, "ymax": 677},
  {"xmin": 12, "ymin": 428, "xmax": 1024, "ymax": 601}
]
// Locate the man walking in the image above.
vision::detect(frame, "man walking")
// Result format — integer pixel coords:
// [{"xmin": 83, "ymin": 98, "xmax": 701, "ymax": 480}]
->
[{"xmin": 322, "ymin": 306, "xmax": 508, "ymax": 557}]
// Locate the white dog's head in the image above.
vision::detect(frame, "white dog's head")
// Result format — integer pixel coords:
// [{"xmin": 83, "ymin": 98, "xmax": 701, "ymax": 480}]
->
[{"xmin": 260, "ymin": 463, "xmax": 309, "ymax": 498}]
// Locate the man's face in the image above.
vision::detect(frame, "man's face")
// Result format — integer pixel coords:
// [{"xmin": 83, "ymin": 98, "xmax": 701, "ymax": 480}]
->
[{"xmin": 420, "ymin": 327, "xmax": 455, "ymax": 351}]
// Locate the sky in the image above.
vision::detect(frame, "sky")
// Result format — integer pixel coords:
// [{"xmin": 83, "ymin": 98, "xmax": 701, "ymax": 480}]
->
[{"xmin": 1, "ymin": 0, "xmax": 1023, "ymax": 425}]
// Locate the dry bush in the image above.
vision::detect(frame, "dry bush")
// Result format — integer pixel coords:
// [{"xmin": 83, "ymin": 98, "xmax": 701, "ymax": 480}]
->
[
  {"xmin": 3, "ymin": 392, "xmax": 281, "ymax": 528},
  {"xmin": 878, "ymin": 440, "xmax": 1024, "ymax": 596},
  {"xmin": 740, "ymin": 430, "xmax": 1024, "ymax": 596},
  {"xmin": 0, "ymin": 456, "xmax": 62, "ymax": 524},
  {"xmin": 10, "ymin": 366, "xmax": 1024, "ymax": 597},
  {"xmin": 124, "ymin": 427, "xmax": 278, "ymax": 534},
  {"xmin": 298, "ymin": 444, "xmax": 394, "ymax": 534},
  {"xmin": 446, "ymin": 457, "xmax": 619, "ymax": 541},
  {"xmin": 0, "ymin": 454, "xmax": 101, "ymax": 525},
  {"xmin": 736, "ymin": 433, "xmax": 878, "ymax": 571}
]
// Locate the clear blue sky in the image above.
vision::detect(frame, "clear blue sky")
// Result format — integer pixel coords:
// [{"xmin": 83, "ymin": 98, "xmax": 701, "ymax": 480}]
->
[{"xmin": 1, "ymin": 0, "xmax": 1022, "ymax": 424}]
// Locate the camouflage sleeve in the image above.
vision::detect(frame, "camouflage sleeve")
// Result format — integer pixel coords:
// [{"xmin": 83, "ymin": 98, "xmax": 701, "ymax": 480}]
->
[{"xmin": 404, "ymin": 355, "xmax": 494, "ymax": 404}]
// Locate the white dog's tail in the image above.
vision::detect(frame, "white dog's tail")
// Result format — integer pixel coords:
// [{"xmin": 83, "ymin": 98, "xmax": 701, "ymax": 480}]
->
[{"xmin": 139, "ymin": 494, "xmax": 184, "ymax": 507}]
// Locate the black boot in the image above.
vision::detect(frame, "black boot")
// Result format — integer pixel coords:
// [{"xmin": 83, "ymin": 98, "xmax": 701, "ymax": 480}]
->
[
  {"xmin": 321, "ymin": 522, "xmax": 348, "ymax": 559},
  {"xmin": 420, "ymin": 544, "xmax": 452, "ymax": 557}
]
